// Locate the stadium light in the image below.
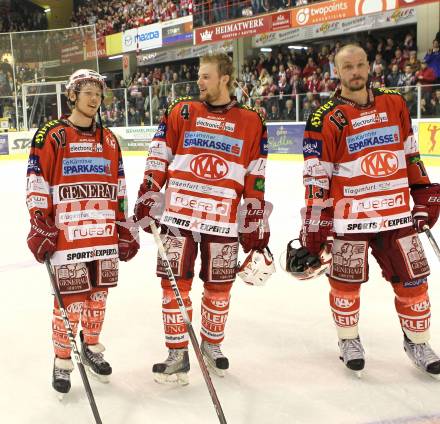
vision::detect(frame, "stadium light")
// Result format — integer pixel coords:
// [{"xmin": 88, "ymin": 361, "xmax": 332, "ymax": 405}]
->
[
  {"xmin": 260, "ymin": 48, "xmax": 272, "ymax": 52},
  {"xmin": 44, "ymin": 8, "xmax": 51, "ymax": 13},
  {"xmin": 108, "ymin": 55, "xmax": 123, "ymax": 60},
  {"xmin": 288, "ymin": 45, "xmax": 307, "ymax": 50}
]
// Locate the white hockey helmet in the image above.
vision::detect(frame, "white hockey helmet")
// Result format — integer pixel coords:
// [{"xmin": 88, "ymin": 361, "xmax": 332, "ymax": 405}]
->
[
  {"xmin": 237, "ymin": 248, "xmax": 276, "ymax": 287},
  {"xmin": 65, "ymin": 69, "xmax": 106, "ymax": 92}
]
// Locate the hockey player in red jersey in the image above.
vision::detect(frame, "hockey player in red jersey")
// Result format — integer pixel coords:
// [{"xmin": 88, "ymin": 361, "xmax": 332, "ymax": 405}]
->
[
  {"xmin": 26, "ymin": 69, "xmax": 139, "ymax": 395},
  {"xmin": 135, "ymin": 52, "xmax": 272, "ymax": 384},
  {"xmin": 288, "ymin": 45, "xmax": 440, "ymax": 377}
]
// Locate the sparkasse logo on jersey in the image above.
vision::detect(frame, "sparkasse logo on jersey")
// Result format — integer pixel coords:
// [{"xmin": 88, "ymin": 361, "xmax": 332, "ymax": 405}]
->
[
  {"xmin": 184, "ymin": 131, "xmax": 243, "ymax": 156},
  {"xmin": 62, "ymin": 157, "xmax": 111, "ymax": 176},
  {"xmin": 346, "ymin": 126, "xmax": 399, "ymax": 154}
]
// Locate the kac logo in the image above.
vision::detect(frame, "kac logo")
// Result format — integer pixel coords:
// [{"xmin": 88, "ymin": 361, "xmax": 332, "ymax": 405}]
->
[
  {"xmin": 361, "ymin": 151, "xmax": 399, "ymax": 178},
  {"xmin": 190, "ymin": 154, "xmax": 229, "ymax": 181}
]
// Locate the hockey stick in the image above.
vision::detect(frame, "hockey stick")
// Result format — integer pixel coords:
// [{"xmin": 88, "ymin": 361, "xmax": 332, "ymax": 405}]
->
[
  {"xmin": 423, "ymin": 225, "xmax": 440, "ymax": 262},
  {"xmin": 44, "ymin": 256, "xmax": 103, "ymax": 424},
  {"xmin": 150, "ymin": 222, "xmax": 228, "ymax": 424}
]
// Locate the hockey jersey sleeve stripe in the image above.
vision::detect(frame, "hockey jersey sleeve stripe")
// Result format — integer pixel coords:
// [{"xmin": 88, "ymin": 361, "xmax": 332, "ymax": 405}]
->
[{"xmin": 246, "ymin": 158, "xmax": 266, "ymax": 177}]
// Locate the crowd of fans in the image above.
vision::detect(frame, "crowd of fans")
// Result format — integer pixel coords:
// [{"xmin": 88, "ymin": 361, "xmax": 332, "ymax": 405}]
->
[
  {"xmin": 102, "ymin": 29, "xmax": 440, "ymax": 127},
  {"xmin": 0, "ymin": 1, "xmax": 47, "ymax": 33},
  {"xmin": 71, "ymin": 0, "xmax": 193, "ymax": 37},
  {"xmin": 193, "ymin": 0, "xmax": 319, "ymax": 27}
]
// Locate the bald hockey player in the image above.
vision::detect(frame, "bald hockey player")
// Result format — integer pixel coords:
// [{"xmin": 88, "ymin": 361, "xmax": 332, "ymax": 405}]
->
[{"xmin": 288, "ymin": 45, "xmax": 440, "ymax": 378}]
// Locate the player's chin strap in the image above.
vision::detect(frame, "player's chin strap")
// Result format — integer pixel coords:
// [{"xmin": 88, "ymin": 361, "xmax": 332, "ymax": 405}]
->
[
  {"xmin": 423, "ymin": 225, "xmax": 440, "ymax": 262},
  {"xmin": 283, "ymin": 238, "xmax": 332, "ymax": 281}
]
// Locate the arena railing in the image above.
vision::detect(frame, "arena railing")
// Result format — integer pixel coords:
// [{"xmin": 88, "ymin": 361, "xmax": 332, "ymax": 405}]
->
[{"xmin": 15, "ymin": 80, "xmax": 440, "ymax": 130}]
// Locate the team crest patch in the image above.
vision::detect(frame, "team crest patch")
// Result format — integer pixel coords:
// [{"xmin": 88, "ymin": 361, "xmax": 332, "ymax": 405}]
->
[
  {"xmin": 208, "ymin": 242, "xmax": 239, "ymax": 282},
  {"xmin": 397, "ymin": 234, "xmax": 430, "ymax": 279},
  {"xmin": 157, "ymin": 235, "xmax": 186, "ymax": 277},
  {"xmin": 330, "ymin": 240, "xmax": 368, "ymax": 283}
]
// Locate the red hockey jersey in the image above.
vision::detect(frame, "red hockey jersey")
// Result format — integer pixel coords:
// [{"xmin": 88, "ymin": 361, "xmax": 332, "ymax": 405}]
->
[
  {"xmin": 141, "ymin": 97, "xmax": 268, "ymax": 237},
  {"xmin": 26, "ymin": 119, "xmax": 127, "ymax": 265},
  {"xmin": 303, "ymin": 88, "xmax": 430, "ymax": 234}
]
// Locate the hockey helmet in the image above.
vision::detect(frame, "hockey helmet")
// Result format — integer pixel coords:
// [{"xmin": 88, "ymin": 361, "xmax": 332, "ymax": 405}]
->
[
  {"xmin": 66, "ymin": 69, "xmax": 106, "ymax": 92},
  {"xmin": 237, "ymin": 248, "xmax": 276, "ymax": 286},
  {"xmin": 284, "ymin": 239, "xmax": 332, "ymax": 280}
]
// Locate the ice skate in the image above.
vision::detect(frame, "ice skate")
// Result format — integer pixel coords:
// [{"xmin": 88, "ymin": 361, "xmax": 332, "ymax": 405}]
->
[
  {"xmin": 338, "ymin": 336, "xmax": 365, "ymax": 378},
  {"xmin": 201, "ymin": 341, "xmax": 229, "ymax": 377},
  {"xmin": 52, "ymin": 357, "xmax": 74, "ymax": 400},
  {"xmin": 404, "ymin": 335, "xmax": 440, "ymax": 379},
  {"xmin": 153, "ymin": 348, "xmax": 190, "ymax": 385},
  {"xmin": 80, "ymin": 331, "xmax": 112, "ymax": 383}
]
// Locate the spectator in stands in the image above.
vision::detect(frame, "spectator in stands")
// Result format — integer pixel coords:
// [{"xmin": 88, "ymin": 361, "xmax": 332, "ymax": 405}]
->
[
  {"xmin": 282, "ymin": 99, "xmax": 295, "ymax": 120},
  {"xmin": 425, "ymin": 39, "xmax": 440, "ymax": 82},
  {"xmin": 371, "ymin": 64, "xmax": 386, "ymax": 88},
  {"xmin": 430, "ymin": 89, "xmax": 440, "ymax": 117},
  {"xmin": 407, "ymin": 50, "xmax": 421, "ymax": 72},
  {"xmin": 303, "ymin": 57, "xmax": 317, "ymax": 79},
  {"xmin": 267, "ymin": 104, "xmax": 280, "ymax": 121},
  {"xmin": 371, "ymin": 53, "xmax": 387, "ymax": 74},
  {"xmin": 390, "ymin": 48, "xmax": 406, "ymax": 71},
  {"xmin": 401, "ymin": 64, "xmax": 416, "ymax": 87},
  {"xmin": 415, "ymin": 59, "xmax": 437, "ymax": 87},
  {"xmin": 301, "ymin": 100, "xmax": 312, "ymax": 121},
  {"xmin": 387, "ymin": 64, "xmax": 404, "ymax": 88}
]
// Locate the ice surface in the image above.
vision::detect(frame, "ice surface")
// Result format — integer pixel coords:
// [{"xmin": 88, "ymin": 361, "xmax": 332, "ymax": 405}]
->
[{"xmin": 1, "ymin": 157, "xmax": 440, "ymax": 424}]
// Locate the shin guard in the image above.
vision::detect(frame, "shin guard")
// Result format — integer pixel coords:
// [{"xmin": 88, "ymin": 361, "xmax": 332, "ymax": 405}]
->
[
  {"xmin": 201, "ymin": 283, "xmax": 232, "ymax": 344},
  {"xmin": 81, "ymin": 288, "xmax": 108, "ymax": 345},
  {"xmin": 329, "ymin": 278, "xmax": 361, "ymax": 340},
  {"xmin": 52, "ymin": 295, "xmax": 83, "ymax": 359},
  {"xmin": 394, "ymin": 280, "xmax": 431, "ymax": 343},
  {"xmin": 162, "ymin": 282, "xmax": 192, "ymax": 349}
]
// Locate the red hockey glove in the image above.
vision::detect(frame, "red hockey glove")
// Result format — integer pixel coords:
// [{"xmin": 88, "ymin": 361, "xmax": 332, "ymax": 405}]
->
[
  {"xmin": 299, "ymin": 207, "xmax": 333, "ymax": 255},
  {"xmin": 117, "ymin": 217, "xmax": 139, "ymax": 262},
  {"xmin": 134, "ymin": 183, "xmax": 165, "ymax": 233},
  {"xmin": 238, "ymin": 199, "xmax": 272, "ymax": 253},
  {"xmin": 27, "ymin": 214, "xmax": 58, "ymax": 263},
  {"xmin": 411, "ymin": 183, "xmax": 440, "ymax": 232}
]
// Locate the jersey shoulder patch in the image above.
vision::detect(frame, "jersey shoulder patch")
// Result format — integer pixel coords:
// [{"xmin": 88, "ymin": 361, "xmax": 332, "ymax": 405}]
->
[
  {"xmin": 306, "ymin": 99, "xmax": 338, "ymax": 131},
  {"xmin": 166, "ymin": 96, "xmax": 197, "ymax": 116},
  {"xmin": 32, "ymin": 120, "xmax": 65, "ymax": 149},
  {"xmin": 375, "ymin": 87, "xmax": 402, "ymax": 97},
  {"xmin": 237, "ymin": 104, "xmax": 266, "ymax": 127}
]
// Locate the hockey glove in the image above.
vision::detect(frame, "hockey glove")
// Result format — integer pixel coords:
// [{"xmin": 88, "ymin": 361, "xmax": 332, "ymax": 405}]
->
[
  {"xmin": 238, "ymin": 199, "xmax": 272, "ymax": 253},
  {"xmin": 134, "ymin": 182, "xmax": 165, "ymax": 233},
  {"xmin": 117, "ymin": 217, "xmax": 140, "ymax": 262},
  {"xmin": 299, "ymin": 206, "xmax": 333, "ymax": 255},
  {"xmin": 410, "ymin": 183, "xmax": 440, "ymax": 232},
  {"xmin": 27, "ymin": 214, "xmax": 58, "ymax": 263}
]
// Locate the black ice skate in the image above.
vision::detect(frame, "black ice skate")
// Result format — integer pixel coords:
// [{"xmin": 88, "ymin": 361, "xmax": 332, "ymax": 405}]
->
[
  {"xmin": 201, "ymin": 341, "xmax": 229, "ymax": 377},
  {"xmin": 52, "ymin": 357, "xmax": 74, "ymax": 400},
  {"xmin": 80, "ymin": 330, "xmax": 112, "ymax": 383},
  {"xmin": 338, "ymin": 336, "xmax": 365, "ymax": 378},
  {"xmin": 152, "ymin": 348, "xmax": 190, "ymax": 385},
  {"xmin": 404, "ymin": 335, "xmax": 440, "ymax": 379}
]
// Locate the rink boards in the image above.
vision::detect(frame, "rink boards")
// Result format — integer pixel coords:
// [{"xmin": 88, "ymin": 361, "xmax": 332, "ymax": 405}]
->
[{"xmin": 1, "ymin": 119, "xmax": 440, "ymax": 166}]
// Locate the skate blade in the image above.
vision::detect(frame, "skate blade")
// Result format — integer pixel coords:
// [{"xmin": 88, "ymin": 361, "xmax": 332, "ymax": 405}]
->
[
  {"xmin": 153, "ymin": 372, "xmax": 189, "ymax": 386},
  {"xmin": 85, "ymin": 366, "xmax": 110, "ymax": 384},
  {"xmin": 203, "ymin": 356, "xmax": 227, "ymax": 377}
]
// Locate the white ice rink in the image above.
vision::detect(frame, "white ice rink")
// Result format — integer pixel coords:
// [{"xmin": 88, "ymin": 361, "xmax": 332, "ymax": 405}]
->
[{"xmin": 1, "ymin": 156, "xmax": 440, "ymax": 424}]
